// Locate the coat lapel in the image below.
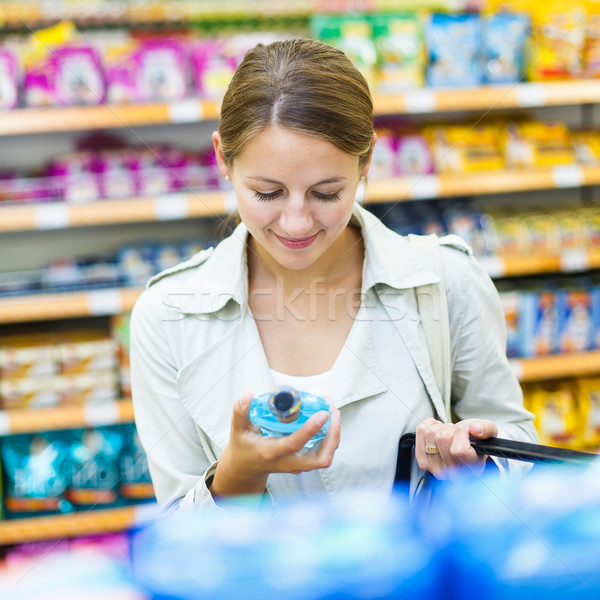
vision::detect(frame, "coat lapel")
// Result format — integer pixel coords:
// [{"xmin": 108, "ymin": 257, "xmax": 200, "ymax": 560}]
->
[
  {"xmin": 175, "ymin": 314, "xmax": 273, "ymax": 451},
  {"xmin": 376, "ymin": 285, "xmax": 448, "ymax": 422}
]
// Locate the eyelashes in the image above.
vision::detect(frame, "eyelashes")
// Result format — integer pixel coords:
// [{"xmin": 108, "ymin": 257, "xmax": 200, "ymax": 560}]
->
[{"xmin": 254, "ymin": 190, "xmax": 341, "ymax": 203}]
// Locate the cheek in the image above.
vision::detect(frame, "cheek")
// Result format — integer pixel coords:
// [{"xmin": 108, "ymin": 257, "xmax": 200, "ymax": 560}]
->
[
  {"xmin": 319, "ymin": 202, "xmax": 355, "ymax": 230},
  {"xmin": 237, "ymin": 195, "xmax": 277, "ymax": 228}
]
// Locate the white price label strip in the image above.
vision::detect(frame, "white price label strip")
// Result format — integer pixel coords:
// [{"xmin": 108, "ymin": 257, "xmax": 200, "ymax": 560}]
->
[
  {"xmin": 552, "ymin": 165, "xmax": 584, "ymax": 188},
  {"xmin": 33, "ymin": 203, "xmax": 70, "ymax": 230},
  {"xmin": 87, "ymin": 290, "xmax": 123, "ymax": 316},
  {"xmin": 153, "ymin": 194, "xmax": 190, "ymax": 221},
  {"xmin": 560, "ymin": 249, "xmax": 590, "ymax": 272},
  {"xmin": 406, "ymin": 175, "xmax": 441, "ymax": 200},
  {"xmin": 84, "ymin": 402, "xmax": 121, "ymax": 427},
  {"xmin": 515, "ymin": 84, "xmax": 547, "ymax": 107},
  {"xmin": 402, "ymin": 90, "xmax": 437, "ymax": 114},
  {"xmin": 0, "ymin": 412, "xmax": 10, "ymax": 436},
  {"xmin": 168, "ymin": 100, "xmax": 204, "ymax": 123}
]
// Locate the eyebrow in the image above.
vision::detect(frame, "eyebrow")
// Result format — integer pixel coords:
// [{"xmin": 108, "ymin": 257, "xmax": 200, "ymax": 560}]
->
[{"xmin": 245, "ymin": 176, "xmax": 348, "ymax": 185}]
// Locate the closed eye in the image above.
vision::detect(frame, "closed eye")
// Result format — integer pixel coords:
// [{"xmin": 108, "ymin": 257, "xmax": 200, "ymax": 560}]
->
[
  {"xmin": 254, "ymin": 190, "xmax": 284, "ymax": 202},
  {"xmin": 313, "ymin": 191, "xmax": 341, "ymax": 202}
]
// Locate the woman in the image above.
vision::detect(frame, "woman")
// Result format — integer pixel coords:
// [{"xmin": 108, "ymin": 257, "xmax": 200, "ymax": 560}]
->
[{"xmin": 130, "ymin": 38, "xmax": 538, "ymax": 513}]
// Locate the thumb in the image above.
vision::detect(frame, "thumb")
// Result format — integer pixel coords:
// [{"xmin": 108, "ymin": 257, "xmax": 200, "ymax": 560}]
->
[{"xmin": 232, "ymin": 390, "xmax": 254, "ymax": 431}]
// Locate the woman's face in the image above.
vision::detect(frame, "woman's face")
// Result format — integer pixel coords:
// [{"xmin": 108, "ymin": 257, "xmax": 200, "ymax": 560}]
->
[{"xmin": 213, "ymin": 125, "xmax": 371, "ymax": 272}]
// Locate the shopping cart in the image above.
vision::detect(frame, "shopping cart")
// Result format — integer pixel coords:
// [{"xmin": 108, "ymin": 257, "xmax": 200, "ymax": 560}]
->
[{"xmin": 395, "ymin": 433, "xmax": 599, "ymax": 483}]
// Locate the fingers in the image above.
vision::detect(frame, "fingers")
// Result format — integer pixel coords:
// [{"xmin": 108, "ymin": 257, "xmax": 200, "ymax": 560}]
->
[
  {"xmin": 231, "ymin": 390, "xmax": 254, "ymax": 433},
  {"xmin": 269, "ymin": 410, "xmax": 330, "ymax": 458},
  {"xmin": 416, "ymin": 418, "xmax": 490, "ymax": 480},
  {"xmin": 314, "ymin": 406, "xmax": 341, "ymax": 468}
]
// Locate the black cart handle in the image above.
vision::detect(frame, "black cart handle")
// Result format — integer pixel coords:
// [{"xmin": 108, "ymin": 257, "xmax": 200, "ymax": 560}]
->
[{"xmin": 399, "ymin": 432, "xmax": 598, "ymax": 465}]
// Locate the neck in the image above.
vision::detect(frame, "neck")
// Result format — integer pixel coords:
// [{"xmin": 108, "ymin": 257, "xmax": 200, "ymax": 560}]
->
[{"xmin": 249, "ymin": 226, "xmax": 363, "ymax": 291}]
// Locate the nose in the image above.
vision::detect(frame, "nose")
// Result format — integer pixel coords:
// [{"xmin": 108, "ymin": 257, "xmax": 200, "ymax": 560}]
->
[{"xmin": 279, "ymin": 194, "xmax": 313, "ymax": 237}]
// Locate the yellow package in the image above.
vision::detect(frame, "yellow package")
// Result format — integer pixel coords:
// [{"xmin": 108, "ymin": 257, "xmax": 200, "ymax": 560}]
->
[
  {"xmin": 425, "ymin": 124, "xmax": 504, "ymax": 173},
  {"xmin": 579, "ymin": 376, "xmax": 600, "ymax": 447},
  {"xmin": 502, "ymin": 121, "xmax": 575, "ymax": 168},
  {"xmin": 489, "ymin": 211, "xmax": 531, "ymax": 254},
  {"xmin": 571, "ymin": 129, "xmax": 600, "ymax": 163},
  {"xmin": 580, "ymin": 206, "xmax": 600, "ymax": 246},
  {"xmin": 23, "ymin": 21, "xmax": 79, "ymax": 69},
  {"xmin": 0, "ymin": 334, "xmax": 60, "ymax": 379},
  {"xmin": 0, "ymin": 375, "xmax": 62, "ymax": 409},
  {"xmin": 529, "ymin": 381, "xmax": 582, "ymax": 448},
  {"xmin": 59, "ymin": 370, "xmax": 119, "ymax": 404},
  {"xmin": 522, "ymin": 212, "xmax": 561, "ymax": 254},
  {"xmin": 58, "ymin": 332, "xmax": 118, "ymax": 375},
  {"xmin": 554, "ymin": 210, "xmax": 589, "ymax": 249},
  {"xmin": 525, "ymin": 0, "xmax": 587, "ymax": 80},
  {"xmin": 585, "ymin": 0, "xmax": 600, "ymax": 77}
]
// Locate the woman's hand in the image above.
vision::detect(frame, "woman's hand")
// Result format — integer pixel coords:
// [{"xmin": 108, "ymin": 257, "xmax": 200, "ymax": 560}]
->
[
  {"xmin": 415, "ymin": 417, "xmax": 498, "ymax": 481},
  {"xmin": 210, "ymin": 391, "xmax": 341, "ymax": 498}
]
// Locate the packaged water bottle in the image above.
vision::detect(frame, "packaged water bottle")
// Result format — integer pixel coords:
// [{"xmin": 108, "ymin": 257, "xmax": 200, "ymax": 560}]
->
[{"xmin": 249, "ymin": 386, "xmax": 330, "ymax": 449}]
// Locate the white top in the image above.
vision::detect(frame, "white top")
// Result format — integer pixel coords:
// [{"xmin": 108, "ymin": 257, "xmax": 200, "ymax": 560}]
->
[
  {"xmin": 269, "ymin": 368, "xmax": 333, "ymax": 494},
  {"xmin": 130, "ymin": 203, "xmax": 539, "ymax": 514}
]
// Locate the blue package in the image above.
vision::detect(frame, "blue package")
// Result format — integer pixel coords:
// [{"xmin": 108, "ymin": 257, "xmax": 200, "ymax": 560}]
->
[
  {"xmin": 425, "ymin": 13, "xmax": 484, "ymax": 87},
  {"xmin": 433, "ymin": 462, "xmax": 600, "ymax": 599},
  {"xmin": 484, "ymin": 13, "xmax": 530, "ymax": 84},
  {"xmin": 556, "ymin": 283, "xmax": 595, "ymax": 353},
  {"xmin": 520, "ymin": 287, "xmax": 558, "ymax": 357},
  {"xmin": 131, "ymin": 491, "xmax": 441, "ymax": 600},
  {"xmin": 1, "ymin": 432, "xmax": 74, "ymax": 517},
  {"xmin": 63, "ymin": 427, "xmax": 124, "ymax": 509},
  {"xmin": 117, "ymin": 244, "xmax": 157, "ymax": 287},
  {"xmin": 118, "ymin": 424, "xmax": 155, "ymax": 503}
]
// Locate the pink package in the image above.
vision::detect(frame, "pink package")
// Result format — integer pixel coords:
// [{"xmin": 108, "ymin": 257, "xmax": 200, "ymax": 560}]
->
[
  {"xmin": 0, "ymin": 49, "xmax": 19, "ymax": 109},
  {"xmin": 70, "ymin": 532, "xmax": 131, "ymax": 564},
  {"xmin": 396, "ymin": 134, "xmax": 435, "ymax": 176},
  {"xmin": 4, "ymin": 540, "xmax": 71, "ymax": 568},
  {"xmin": 126, "ymin": 145, "xmax": 185, "ymax": 196},
  {"xmin": 24, "ymin": 46, "xmax": 105, "ymax": 107},
  {"xmin": 190, "ymin": 39, "xmax": 237, "ymax": 100},
  {"xmin": 107, "ymin": 39, "xmax": 189, "ymax": 103},
  {"xmin": 93, "ymin": 149, "xmax": 137, "ymax": 199},
  {"xmin": 46, "ymin": 151, "xmax": 100, "ymax": 204}
]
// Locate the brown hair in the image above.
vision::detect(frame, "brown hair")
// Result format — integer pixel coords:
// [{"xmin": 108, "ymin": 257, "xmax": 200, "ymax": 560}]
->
[{"xmin": 218, "ymin": 38, "xmax": 374, "ymax": 170}]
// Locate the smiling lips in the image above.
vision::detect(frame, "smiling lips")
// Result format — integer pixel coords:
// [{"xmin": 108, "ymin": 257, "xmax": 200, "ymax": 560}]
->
[{"xmin": 274, "ymin": 232, "xmax": 319, "ymax": 249}]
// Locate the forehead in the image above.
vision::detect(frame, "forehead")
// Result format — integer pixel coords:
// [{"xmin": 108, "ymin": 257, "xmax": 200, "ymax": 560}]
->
[{"xmin": 235, "ymin": 126, "xmax": 359, "ymax": 179}]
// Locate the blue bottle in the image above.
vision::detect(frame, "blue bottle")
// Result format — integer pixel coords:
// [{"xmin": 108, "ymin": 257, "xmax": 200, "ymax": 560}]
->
[{"xmin": 249, "ymin": 386, "xmax": 330, "ymax": 449}]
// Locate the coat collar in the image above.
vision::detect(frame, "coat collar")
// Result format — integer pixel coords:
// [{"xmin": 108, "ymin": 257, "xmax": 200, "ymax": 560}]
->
[{"xmin": 168, "ymin": 203, "xmax": 440, "ymax": 316}]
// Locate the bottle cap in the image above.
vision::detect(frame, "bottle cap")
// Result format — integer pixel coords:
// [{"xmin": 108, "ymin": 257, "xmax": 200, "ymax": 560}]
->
[{"xmin": 268, "ymin": 386, "xmax": 302, "ymax": 423}]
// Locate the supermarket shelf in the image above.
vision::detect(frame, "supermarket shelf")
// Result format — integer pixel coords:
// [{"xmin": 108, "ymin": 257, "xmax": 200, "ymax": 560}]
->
[
  {"xmin": 1, "ymin": 80, "xmax": 600, "ymax": 136},
  {"xmin": 479, "ymin": 247, "xmax": 600, "ymax": 278},
  {"xmin": 2, "ymin": 165, "xmax": 599, "ymax": 233},
  {"xmin": 374, "ymin": 79, "xmax": 600, "ymax": 115},
  {"xmin": 0, "ymin": 190, "xmax": 231, "ymax": 232},
  {"xmin": 0, "ymin": 399, "xmax": 134, "ymax": 436},
  {"xmin": 510, "ymin": 351, "xmax": 600, "ymax": 382},
  {"xmin": 0, "ymin": 504, "xmax": 158, "ymax": 546},
  {"xmin": 368, "ymin": 164, "xmax": 600, "ymax": 203},
  {"xmin": 0, "ymin": 99, "xmax": 220, "ymax": 136},
  {"xmin": 0, "ymin": 288, "xmax": 142, "ymax": 323}
]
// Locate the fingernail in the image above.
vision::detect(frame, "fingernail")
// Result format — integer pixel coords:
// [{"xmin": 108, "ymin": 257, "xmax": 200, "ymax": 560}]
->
[
  {"xmin": 316, "ymin": 412, "xmax": 329, "ymax": 427},
  {"xmin": 473, "ymin": 423, "xmax": 483, "ymax": 435}
]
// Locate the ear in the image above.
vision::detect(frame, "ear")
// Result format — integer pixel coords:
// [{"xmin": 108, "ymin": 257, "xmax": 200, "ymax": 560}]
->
[
  {"xmin": 212, "ymin": 131, "xmax": 229, "ymax": 178},
  {"xmin": 360, "ymin": 131, "xmax": 378, "ymax": 178}
]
